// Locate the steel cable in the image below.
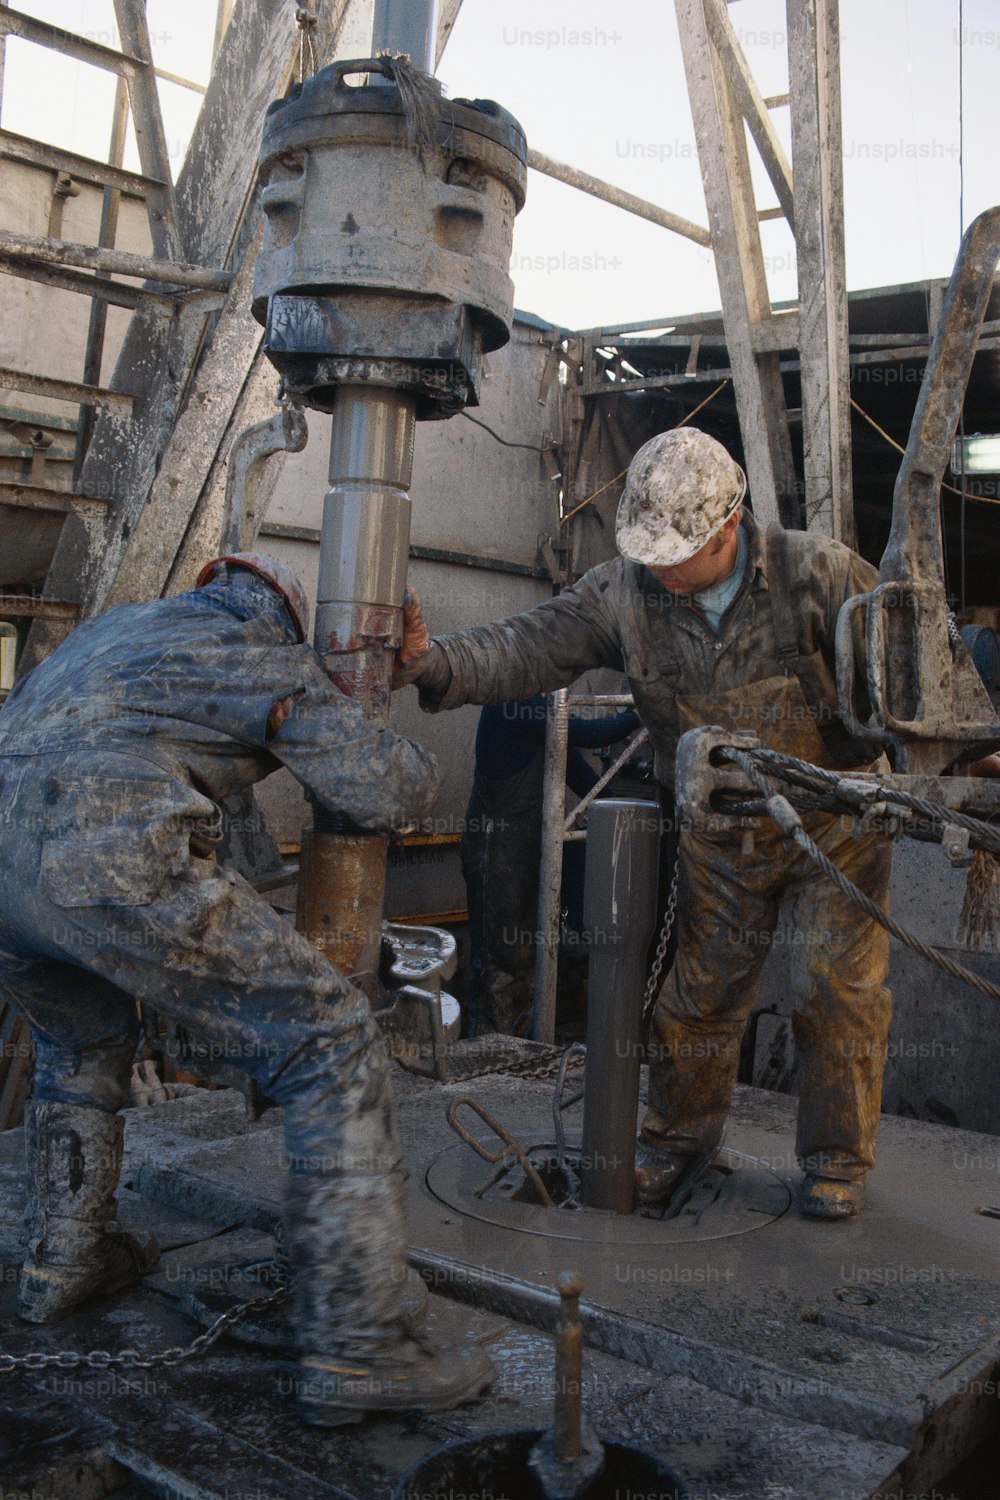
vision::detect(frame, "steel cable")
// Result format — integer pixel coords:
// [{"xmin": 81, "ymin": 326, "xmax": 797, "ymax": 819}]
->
[
  {"xmin": 744, "ymin": 747, "xmax": 1000, "ymax": 854},
  {"xmin": 723, "ymin": 748, "xmax": 1000, "ymax": 1006}
]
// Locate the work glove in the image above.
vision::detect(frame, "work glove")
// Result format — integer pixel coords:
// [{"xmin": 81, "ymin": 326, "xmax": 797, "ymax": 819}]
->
[{"xmin": 398, "ymin": 586, "xmax": 430, "ymax": 667}]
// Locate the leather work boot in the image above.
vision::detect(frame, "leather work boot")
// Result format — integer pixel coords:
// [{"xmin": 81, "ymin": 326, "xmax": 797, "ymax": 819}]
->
[
  {"xmin": 297, "ymin": 1333, "xmax": 496, "ymax": 1427},
  {"xmin": 284, "ymin": 1169, "xmax": 495, "ymax": 1425},
  {"xmin": 633, "ymin": 1141, "xmax": 695, "ymax": 1210},
  {"xmin": 800, "ymin": 1174, "xmax": 866, "ymax": 1220},
  {"xmin": 19, "ymin": 1101, "xmax": 159, "ymax": 1323}
]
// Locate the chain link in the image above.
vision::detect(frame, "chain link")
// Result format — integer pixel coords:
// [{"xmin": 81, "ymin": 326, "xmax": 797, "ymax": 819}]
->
[
  {"xmin": 642, "ymin": 862, "xmax": 680, "ymax": 1024},
  {"xmin": 0, "ymin": 1283, "xmax": 289, "ymax": 1375},
  {"xmin": 444, "ymin": 1044, "xmax": 587, "ymax": 1086}
]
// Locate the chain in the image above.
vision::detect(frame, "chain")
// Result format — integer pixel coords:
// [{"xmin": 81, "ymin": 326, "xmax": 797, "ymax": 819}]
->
[
  {"xmin": 507, "ymin": 1051, "xmax": 584, "ymax": 1082},
  {"xmin": 443, "ymin": 1043, "xmax": 587, "ymax": 1086},
  {"xmin": 642, "ymin": 862, "xmax": 680, "ymax": 1024},
  {"xmin": 0, "ymin": 1283, "xmax": 289, "ymax": 1375}
]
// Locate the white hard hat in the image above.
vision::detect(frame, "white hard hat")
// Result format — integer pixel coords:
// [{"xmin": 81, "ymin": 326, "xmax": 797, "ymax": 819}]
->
[
  {"xmin": 197, "ymin": 550, "xmax": 310, "ymax": 643},
  {"xmin": 615, "ymin": 427, "xmax": 747, "ymax": 567}
]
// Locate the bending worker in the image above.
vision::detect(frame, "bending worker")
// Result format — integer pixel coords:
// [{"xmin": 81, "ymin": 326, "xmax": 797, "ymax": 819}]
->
[
  {"xmin": 0, "ymin": 552, "xmax": 493, "ymax": 1424},
  {"xmin": 397, "ymin": 427, "xmax": 895, "ymax": 1221},
  {"xmin": 461, "ymin": 693, "xmax": 639, "ymax": 1036}
]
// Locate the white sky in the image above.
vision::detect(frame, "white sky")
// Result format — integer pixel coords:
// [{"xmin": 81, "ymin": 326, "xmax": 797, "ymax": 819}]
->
[{"xmin": 2, "ymin": 0, "xmax": 995, "ymax": 331}]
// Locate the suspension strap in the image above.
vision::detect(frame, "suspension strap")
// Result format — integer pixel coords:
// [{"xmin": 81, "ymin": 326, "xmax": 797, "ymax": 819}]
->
[{"xmin": 765, "ymin": 524, "xmax": 801, "ymax": 679}]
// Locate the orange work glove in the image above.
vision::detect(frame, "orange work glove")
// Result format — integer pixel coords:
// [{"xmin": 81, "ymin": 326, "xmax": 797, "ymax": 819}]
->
[{"xmin": 398, "ymin": 585, "xmax": 430, "ymax": 666}]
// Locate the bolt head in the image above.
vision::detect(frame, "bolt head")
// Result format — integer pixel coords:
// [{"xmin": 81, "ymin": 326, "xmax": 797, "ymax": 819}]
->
[{"xmin": 557, "ymin": 1270, "xmax": 584, "ymax": 1299}]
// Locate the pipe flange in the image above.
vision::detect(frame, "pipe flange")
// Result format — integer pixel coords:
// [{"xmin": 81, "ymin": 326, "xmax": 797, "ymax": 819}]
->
[{"xmin": 278, "ymin": 355, "xmax": 473, "ymax": 419}]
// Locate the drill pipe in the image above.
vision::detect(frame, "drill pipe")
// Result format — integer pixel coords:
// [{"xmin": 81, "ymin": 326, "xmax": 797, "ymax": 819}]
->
[
  {"xmin": 295, "ymin": 387, "xmax": 416, "ymax": 991},
  {"xmin": 579, "ymin": 799, "xmax": 660, "ymax": 1214}
]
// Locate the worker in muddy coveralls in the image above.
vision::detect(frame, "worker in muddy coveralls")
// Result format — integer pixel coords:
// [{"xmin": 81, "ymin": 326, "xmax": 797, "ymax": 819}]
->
[
  {"xmin": 461, "ymin": 694, "xmax": 639, "ymax": 1036},
  {"xmin": 0, "ymin": 552, "xmax": 493, "ymax": 1423},
  {"xmin": 395, "ymin": 428, "xmax": 896, "ymax": 1220}
]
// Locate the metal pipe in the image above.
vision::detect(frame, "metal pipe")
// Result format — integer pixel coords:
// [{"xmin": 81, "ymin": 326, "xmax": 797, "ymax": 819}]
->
[
  {"xmin": 371, "ymin": 0, "xmax": 438, "ymax": 73},
  {"xmin": 0, "ymin": 128, "xmax": 162, "ymax": 197},
  {"xmin": 0, "ymin": 228, "xmax": 232, "ymax": 290},
  {"xmin": 532, "ymin": 689, "xmax": 570, "ymax": 1043},
  {"xmin": 220, "ymin": 404, "xmax": 308, "ymax": 554},
  {"xmin": 579, "ymin": 799, "xmax": 660, "ymax": 1214},
  {"xmin": 0, "ymin": 368, "xmax": 132, "ymax": 414},
  {"xmin": 884, "ymin": 205, "xmax": 1000, "ymax": 591},
  {"xmin": 296, "ymin": 387, "xmax": 417, "ymax": 993},
  {"xmin": 0, "ymin": 7, "xmax": 144, "ymax": 76},
  {"xmin": 152, "ymin": 66, "xmax": 206, "ymax": 96},
  {"xmin": 0, "ymin": 1, "xmax": 7, "ymax": 119},
  {"xmin": 315, "ymin": 385, "xmax": 416, "ymax": 718},
  {"xmin": 296, "ymin": 828, "xmax": 390, "ymax": 982},
  {"xmin": 212, "ymin": 0, "xmax": 233, "ymax": 64},
  {"xmin": 553, "ymin": 1271, "xmax": 584, "ymax": 1463},
  {"xmin": 527, "ymin": 147, "xmax": 712, "ymax": 248},
  {"xmin": 557, "ymin": 695, "xmax": 635, "ymax": 709}
]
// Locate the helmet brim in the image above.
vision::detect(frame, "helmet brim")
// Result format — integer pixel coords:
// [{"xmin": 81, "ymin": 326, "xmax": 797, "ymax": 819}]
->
[{"xmin": 616, "ymin": 487, "xmax": 744, "ymax": 568}]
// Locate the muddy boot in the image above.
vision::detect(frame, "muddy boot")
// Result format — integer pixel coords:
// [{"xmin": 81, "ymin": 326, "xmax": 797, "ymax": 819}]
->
[
  {"xmin": 19, "ymin": 1101, "xmax": 158, "ymax": 1324},
  {"xmin": 800, "ymin": 1174, "xmax": 866, "ymax": 1220},
  {"xmin": 297, "ymin": 1329, "xmax": 497, "ymax": 1426},
  {"xmin": 633, "ymin": 1141, "xmax": 693, "ymax": 1211},
  {"xmin": 284, "ymin": 1169, "xmax": 495, "ymax": 1426}
]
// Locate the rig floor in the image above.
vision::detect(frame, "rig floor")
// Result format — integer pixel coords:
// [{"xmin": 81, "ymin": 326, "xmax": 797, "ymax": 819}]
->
[{"xmin": 1, "ymin": 1040, "xmax": 998, "ymax": 1500}]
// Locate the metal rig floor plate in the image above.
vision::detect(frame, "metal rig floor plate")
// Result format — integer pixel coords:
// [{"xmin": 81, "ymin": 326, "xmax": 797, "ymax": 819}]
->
[{"xmin": 1, "ymin": 1056, "xmax": 998, "ymax": 1499}]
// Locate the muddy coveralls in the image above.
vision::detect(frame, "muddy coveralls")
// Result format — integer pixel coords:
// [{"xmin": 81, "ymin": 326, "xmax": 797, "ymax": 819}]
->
[
  {"xmin": 461, "ymin": 696, "xmax": 639, "ymax": 1035},
  {"xmin": 399, "ymin": 511, "xmax": 893, "ymax": 1188},
  {"xmin": 0, "ymin": 575, "xmax": 439, "ymax": 1376}
]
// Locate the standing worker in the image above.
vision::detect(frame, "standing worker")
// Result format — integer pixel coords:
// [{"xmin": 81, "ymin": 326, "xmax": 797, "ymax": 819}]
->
[
  {"xmin": 396, "ymin": 428, "xmax": 905, "ymax": 1220},
  {"xmin": 461, "ymin": 694, "xmax": 639, "ymax": 1036},
  {"xmin": 0, "ymin": 552, "xmax": 494, "ymax": 1423}
]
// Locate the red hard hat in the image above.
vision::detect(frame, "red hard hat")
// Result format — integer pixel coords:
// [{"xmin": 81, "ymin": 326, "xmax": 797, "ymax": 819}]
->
[{"xmin": 196, "ymin": 551, "xmax": 310, "ymax": 643}]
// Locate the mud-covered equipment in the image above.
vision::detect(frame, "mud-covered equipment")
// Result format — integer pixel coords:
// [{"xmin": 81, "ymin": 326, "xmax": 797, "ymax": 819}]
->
[
  {"xmin": 196, "ymin": 550, "xmax": 310, "ymax": 643},
  {"xmin": 615, "ymin": 427, "xmax": 747, "ymax": 568}
]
